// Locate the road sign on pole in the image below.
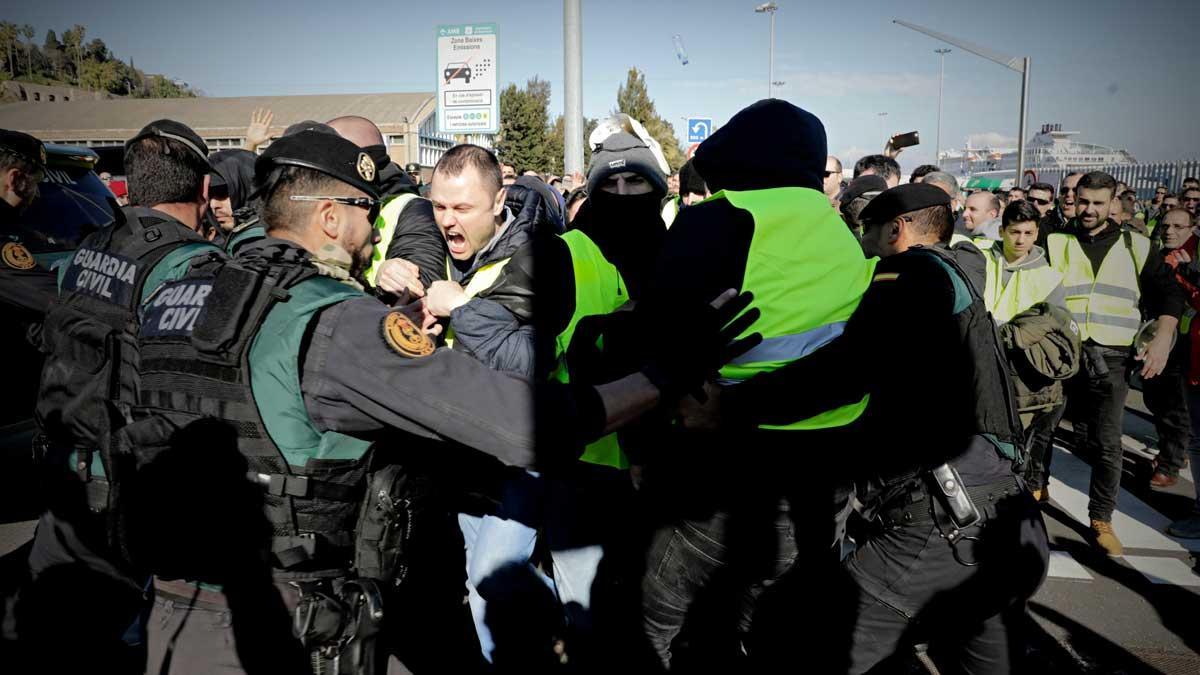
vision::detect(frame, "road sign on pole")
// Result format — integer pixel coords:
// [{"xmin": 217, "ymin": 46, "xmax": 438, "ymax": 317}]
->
[
  {"xmin": 687, "ymin": 117, "xmax": 712, "ymax": 144},
  {"xmin": 437, "ymin": 23, "xmax": 499, "ymax": 135}
]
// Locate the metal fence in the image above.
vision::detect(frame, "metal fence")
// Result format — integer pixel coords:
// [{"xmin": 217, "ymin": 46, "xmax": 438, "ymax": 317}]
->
[{"xmin": 1036, "ymin": 160, "xmax": 1200, "ymax": 200}]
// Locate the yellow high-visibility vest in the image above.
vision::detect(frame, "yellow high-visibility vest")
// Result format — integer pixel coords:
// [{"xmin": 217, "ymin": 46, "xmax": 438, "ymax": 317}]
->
[
  {"xmin": 981, "ymin": 248, "xmax": 1064, "ymax": 324},
  {"xmin": 1047, "ymin": 230, "xmax": 1149, "ymax": 347},
  {"xmin": 715, "ymin": 187, "xmax": 878, "ymax": 430}
]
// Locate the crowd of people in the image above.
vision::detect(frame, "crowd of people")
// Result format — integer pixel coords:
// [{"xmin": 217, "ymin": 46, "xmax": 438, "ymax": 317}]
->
[{"xmin": 0, "ymin": 96, "xmax": 1196, "ymax": 675}]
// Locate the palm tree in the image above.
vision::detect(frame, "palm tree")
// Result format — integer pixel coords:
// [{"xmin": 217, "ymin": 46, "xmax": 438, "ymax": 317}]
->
[
  {"xmin": 72, "ymin": 24, "xmax": 86, "ymax": 85},
  {"xmin": 0, "ymin": 23, "xmax": 16, "ymax": 78},
  {"xmin": 21, "ymin": 25, "xmax": 34, "ymax": 78}
]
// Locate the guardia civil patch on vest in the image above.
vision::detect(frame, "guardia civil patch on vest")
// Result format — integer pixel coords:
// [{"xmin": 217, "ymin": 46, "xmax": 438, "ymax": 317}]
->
[
  {"xmin": 61, "ymin": 247, "xmax": 139, "ymax": 306},
  {"xmin": 141, "ymin": 280, "xmax": 213, "ymax": 337},
  {"xmin": 381, "ymin": 311, "xmax": 434, "ymax": 358},
  {"xmin": 1, "ymin": 241, "xmax": 35, "ymax": 269}
]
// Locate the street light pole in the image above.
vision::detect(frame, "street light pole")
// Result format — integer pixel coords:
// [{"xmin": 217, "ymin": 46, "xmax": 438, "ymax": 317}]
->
[
  {"xmin": 755, "ymin": 3, "xmax": 778, "ymax": 99},
  {"xmin": 563, "ymin": 0, "xmax": 584, "ymax": 177},
  {"xmin": 935, "ymin": 48, "xmax": 951, "ymax": 168},
  {"xmin": 877, "ymin": 111, "xmax": 888, "ymax": 141},
  {"xmin": 894, "ymin": 19, "xmax": 1032, "ymax": 184}
]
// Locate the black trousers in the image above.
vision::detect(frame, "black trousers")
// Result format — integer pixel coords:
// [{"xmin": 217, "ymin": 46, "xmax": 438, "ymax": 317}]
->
[
  {"xmin": 1063, "ymin": 349, "xmax": 1132, "ymax": 522},
  {"xmin": 1022, "ymin": 401, "xmax": 1067, "ymax": 492},
  {"xmin": 1142, "ymin": 361, "xmax": 1191, "ymax": 475},
  {"xmin": 842, "ymin": 496, "xmax": 1049, "ymax": 675}
]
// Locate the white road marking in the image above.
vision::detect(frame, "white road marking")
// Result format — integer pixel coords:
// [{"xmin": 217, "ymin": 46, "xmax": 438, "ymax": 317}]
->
[
  {"xmin": 1123, "ymin": 556, "xmax": 1200, "ymax": 587},
  {"xmin": 1046, "ymin": 551, "xmax": 1094, "ymax": 580},
  {"xmin": 1046, "ymin": 446, "xmax": 1200, "ymax": 554}
]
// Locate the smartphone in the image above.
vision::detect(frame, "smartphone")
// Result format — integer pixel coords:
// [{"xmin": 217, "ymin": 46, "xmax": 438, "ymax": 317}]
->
[{"xmin": 890, "ymin": 131, "xmax": 920, "ymax": 150}]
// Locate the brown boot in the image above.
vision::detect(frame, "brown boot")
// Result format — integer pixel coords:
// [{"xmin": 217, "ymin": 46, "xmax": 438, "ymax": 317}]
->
[
  {"xmin": 1091, "ymin": 519, "xmax": 1123, "ymax": 557},
  {"xmin": 1150, "ymin": 471, "xmax": 1178, "ymax": 489},
  {"xmin": 1031, "ymin": 486, "xmax": 1050, "ymax": 504}
]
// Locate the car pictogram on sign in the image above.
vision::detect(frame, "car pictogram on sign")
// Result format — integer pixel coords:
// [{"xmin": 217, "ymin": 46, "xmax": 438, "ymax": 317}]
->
[{"xmin": 444, "ymin": 62, "xmax": 472, "ymax": 85}]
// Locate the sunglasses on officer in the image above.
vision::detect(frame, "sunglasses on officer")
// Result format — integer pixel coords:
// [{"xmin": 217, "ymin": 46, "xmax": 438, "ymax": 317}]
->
[{"xmin": 289, "ymin": 195, "xmax": 381, "ymax": 223}]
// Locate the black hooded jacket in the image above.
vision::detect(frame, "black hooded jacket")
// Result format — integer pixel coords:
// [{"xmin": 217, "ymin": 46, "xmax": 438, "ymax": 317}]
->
[
  {"xmin": 208, "ymin": 149, "xmax": 257, "ymax": 214},
  {"xmin": 445, "ymin": 176, "xmax": 566, "ymax": 375},
  {"xmin": 640, "ymin": 98, "xmax": 829, "ymax": 313}
]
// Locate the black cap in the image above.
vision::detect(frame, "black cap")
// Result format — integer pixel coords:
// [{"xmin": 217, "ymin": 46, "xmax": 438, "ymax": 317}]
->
[
  {"xmin": 405, "ymin": 162, "xmax": 421, "ymax": 173},
  {"xmin": 254, "ymin": 130, "xmax": 380, "ymax": 199},
  {"xmin": 0, "ymin": 129, "xmax": 46, "ymax": 171},
  {"xmin": 859, "ymin": 183, "xmax": 951, "ymax": 227},
  {"xmin": 838, "ymin": 175, "xmax": 888, "ymax": 205},
  {"xmin": 124, "ymin": 119, "xmax": 209, "ymax": 164}
]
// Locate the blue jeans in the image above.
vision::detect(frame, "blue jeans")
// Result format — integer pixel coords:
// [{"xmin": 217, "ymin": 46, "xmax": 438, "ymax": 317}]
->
[{"xmin": 458, "ymin": 466, "xmax": 623, "ymax": 663}]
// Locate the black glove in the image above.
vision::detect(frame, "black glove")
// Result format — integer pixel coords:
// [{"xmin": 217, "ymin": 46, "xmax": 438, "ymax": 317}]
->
[{"xmin": 640, "ymin": 290, "xmax": 761, "ymax": 402}]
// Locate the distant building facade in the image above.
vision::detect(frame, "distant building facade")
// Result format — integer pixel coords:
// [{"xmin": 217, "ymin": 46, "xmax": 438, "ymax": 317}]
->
[{"xmin": 0, "ymin": 91, "xmax": 493, "ymax": 173}]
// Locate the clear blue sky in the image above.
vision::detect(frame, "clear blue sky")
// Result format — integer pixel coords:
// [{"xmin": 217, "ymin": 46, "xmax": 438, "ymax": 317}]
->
[{"xmin": 9, "ymin": 0, "xmax": 1199, "ymax": 170}]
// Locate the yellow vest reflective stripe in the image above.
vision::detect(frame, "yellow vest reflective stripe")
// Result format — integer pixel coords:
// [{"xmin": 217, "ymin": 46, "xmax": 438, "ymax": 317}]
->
[
  {"xmin": 981, "ymin": 249, "xmax": 1065, "ymax": 324},
  {"xmin": 950, "ymin": 233, "xmax": 994, "ymax": 250},
  {"xmin": 363, "ymin": 193, "xmax": 421, "ymax": 287},
  {"xmin": 1047, "ymin": 230, "xmax": 1149, "ymax": 346},
  {"xmin": 715, "ymin": 187, "xmax": 877, "ymax": 430},
  {"xmin": 550, "ymin": 230, "xmax": 629, "ymax": 468},
  {"xmin": 442, "ymin": 256, "xmax": 512, "ymax": 348}
]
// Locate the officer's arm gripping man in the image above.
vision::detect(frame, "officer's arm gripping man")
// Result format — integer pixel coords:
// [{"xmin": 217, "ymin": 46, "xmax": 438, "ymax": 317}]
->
[{"xmin": 300, "ymin": 295, "xmax": 659, "ymax": 470}]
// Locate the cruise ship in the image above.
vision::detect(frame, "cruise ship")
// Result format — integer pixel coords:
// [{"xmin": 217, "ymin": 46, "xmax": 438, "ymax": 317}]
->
[{"xmin": 937, "ymin": 123, "xmax": 1136, "ymax": 181}]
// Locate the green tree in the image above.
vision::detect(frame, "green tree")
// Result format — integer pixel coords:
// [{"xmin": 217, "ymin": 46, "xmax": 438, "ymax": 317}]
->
[
  {"xmin": 496, "ymin": 76, "xmax": 552, "ymax": 174},
  {"xmin": 546, "ymin": 115, "xmax": 598, "ymax": 176},
  {"xmin": 42, "ymin": 30, "xmax": 62, "ymax": 79},
  {"xmin": 614, "ymin": 67, "xmax": 684, "ymax": 172},
  {"xmin": 143, "ymin": 74, "xmax": 195, "ymax": 99},
  {"xmin": 79, "ymin": 59, "xmax": 121, "ymax": 93}
]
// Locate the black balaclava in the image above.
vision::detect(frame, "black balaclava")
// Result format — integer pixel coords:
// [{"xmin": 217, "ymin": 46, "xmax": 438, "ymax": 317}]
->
[
  {"xmin": 571, "ymin": 185, "xmax": 667, "ymax": 300},
  {"xmin": 208, "ymin": 149, "xmax": 257, "ymax": 212}
]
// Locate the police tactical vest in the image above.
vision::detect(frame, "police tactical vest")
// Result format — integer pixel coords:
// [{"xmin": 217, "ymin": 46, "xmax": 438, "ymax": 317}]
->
[
  {"xmin": 981, "ymin": 248, "xmax": 1065, "ymax": 324},
  {"xmin": 921, "ymin": 247, "xmax": 1025, "ymax": 468},
  {"xmin": 120, "ymin": 245, "xmax": 372, "ymax": 579},
  {"xmin": 36, "ymin": 207, "xmax": 215, "ymax": 467},
  {"xmin": 714, "ymin": 187, "xmax": 878, "ymax": 430},
  {"xmin": 224, "ymin": 221, "xmax": 266, "ymax": 256},
  {"xmin": 1048, "ymin": 229, "xmax": 1149, "ymax": 346},
  {"xmin": 550, "ymin": 229, "xmax": 629, "ymax": 469},
  {"xmin": 363, "ymin": 193, "xmax": 421, "ymax": 287}
]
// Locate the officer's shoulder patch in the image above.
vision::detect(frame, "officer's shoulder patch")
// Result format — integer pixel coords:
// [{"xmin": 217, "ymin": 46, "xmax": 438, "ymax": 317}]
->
[
  {"xmin": 1, "ymin": 241, "xmax": 35, "ymax": 270},
  {"xmin": 381, "ymin": 311, "xmax": 434, "ymax": 358},
  {"xmin": 872, "ymin": 272, "xmax": 900, "ymax": 282}
]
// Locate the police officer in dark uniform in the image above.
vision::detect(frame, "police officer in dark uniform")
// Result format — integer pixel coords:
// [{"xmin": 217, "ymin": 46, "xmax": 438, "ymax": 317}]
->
[
  {"xmin": 694, "ymin": 184, "xmax": 1050, "ymax": 674},
  {"xmin": 116, "ymin": 130, "xmax": 758, "ymax": 674},
  {"xmin": 0, "ymin": 130, "xmax": 56, "ymax": 427},
  {"xmin": 22, "ymin": 120, "xmax": 222, "ymax": 672}
]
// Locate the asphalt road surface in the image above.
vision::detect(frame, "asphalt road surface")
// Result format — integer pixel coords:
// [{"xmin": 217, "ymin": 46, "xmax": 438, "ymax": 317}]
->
[{"xmin": 2, "ymin": 399, "xmax": 1198, "ymax": 673}]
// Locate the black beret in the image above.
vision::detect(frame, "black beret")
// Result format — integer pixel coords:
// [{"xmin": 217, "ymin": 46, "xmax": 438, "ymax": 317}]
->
[
  {"xmin": 125, "ymin": 119, "xmax": 209, "ymax": 164},
  {"xmin": 282, "ymin": 120, "xmax": 337, "ymax": 137},
  {"xmin": 859, "ymin": 183, "xmax": 951, "ymax": 226},
  {"xmin": 838, "ymin": 175, "xmax": 888, "ymax": 205},
  {"xmin": 0, "ymin": 129, "xmax": 46, "ymax": 171},
  {"xmin": 255, "ymin": 130, "xmax": 380, "ymax": 199}
]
